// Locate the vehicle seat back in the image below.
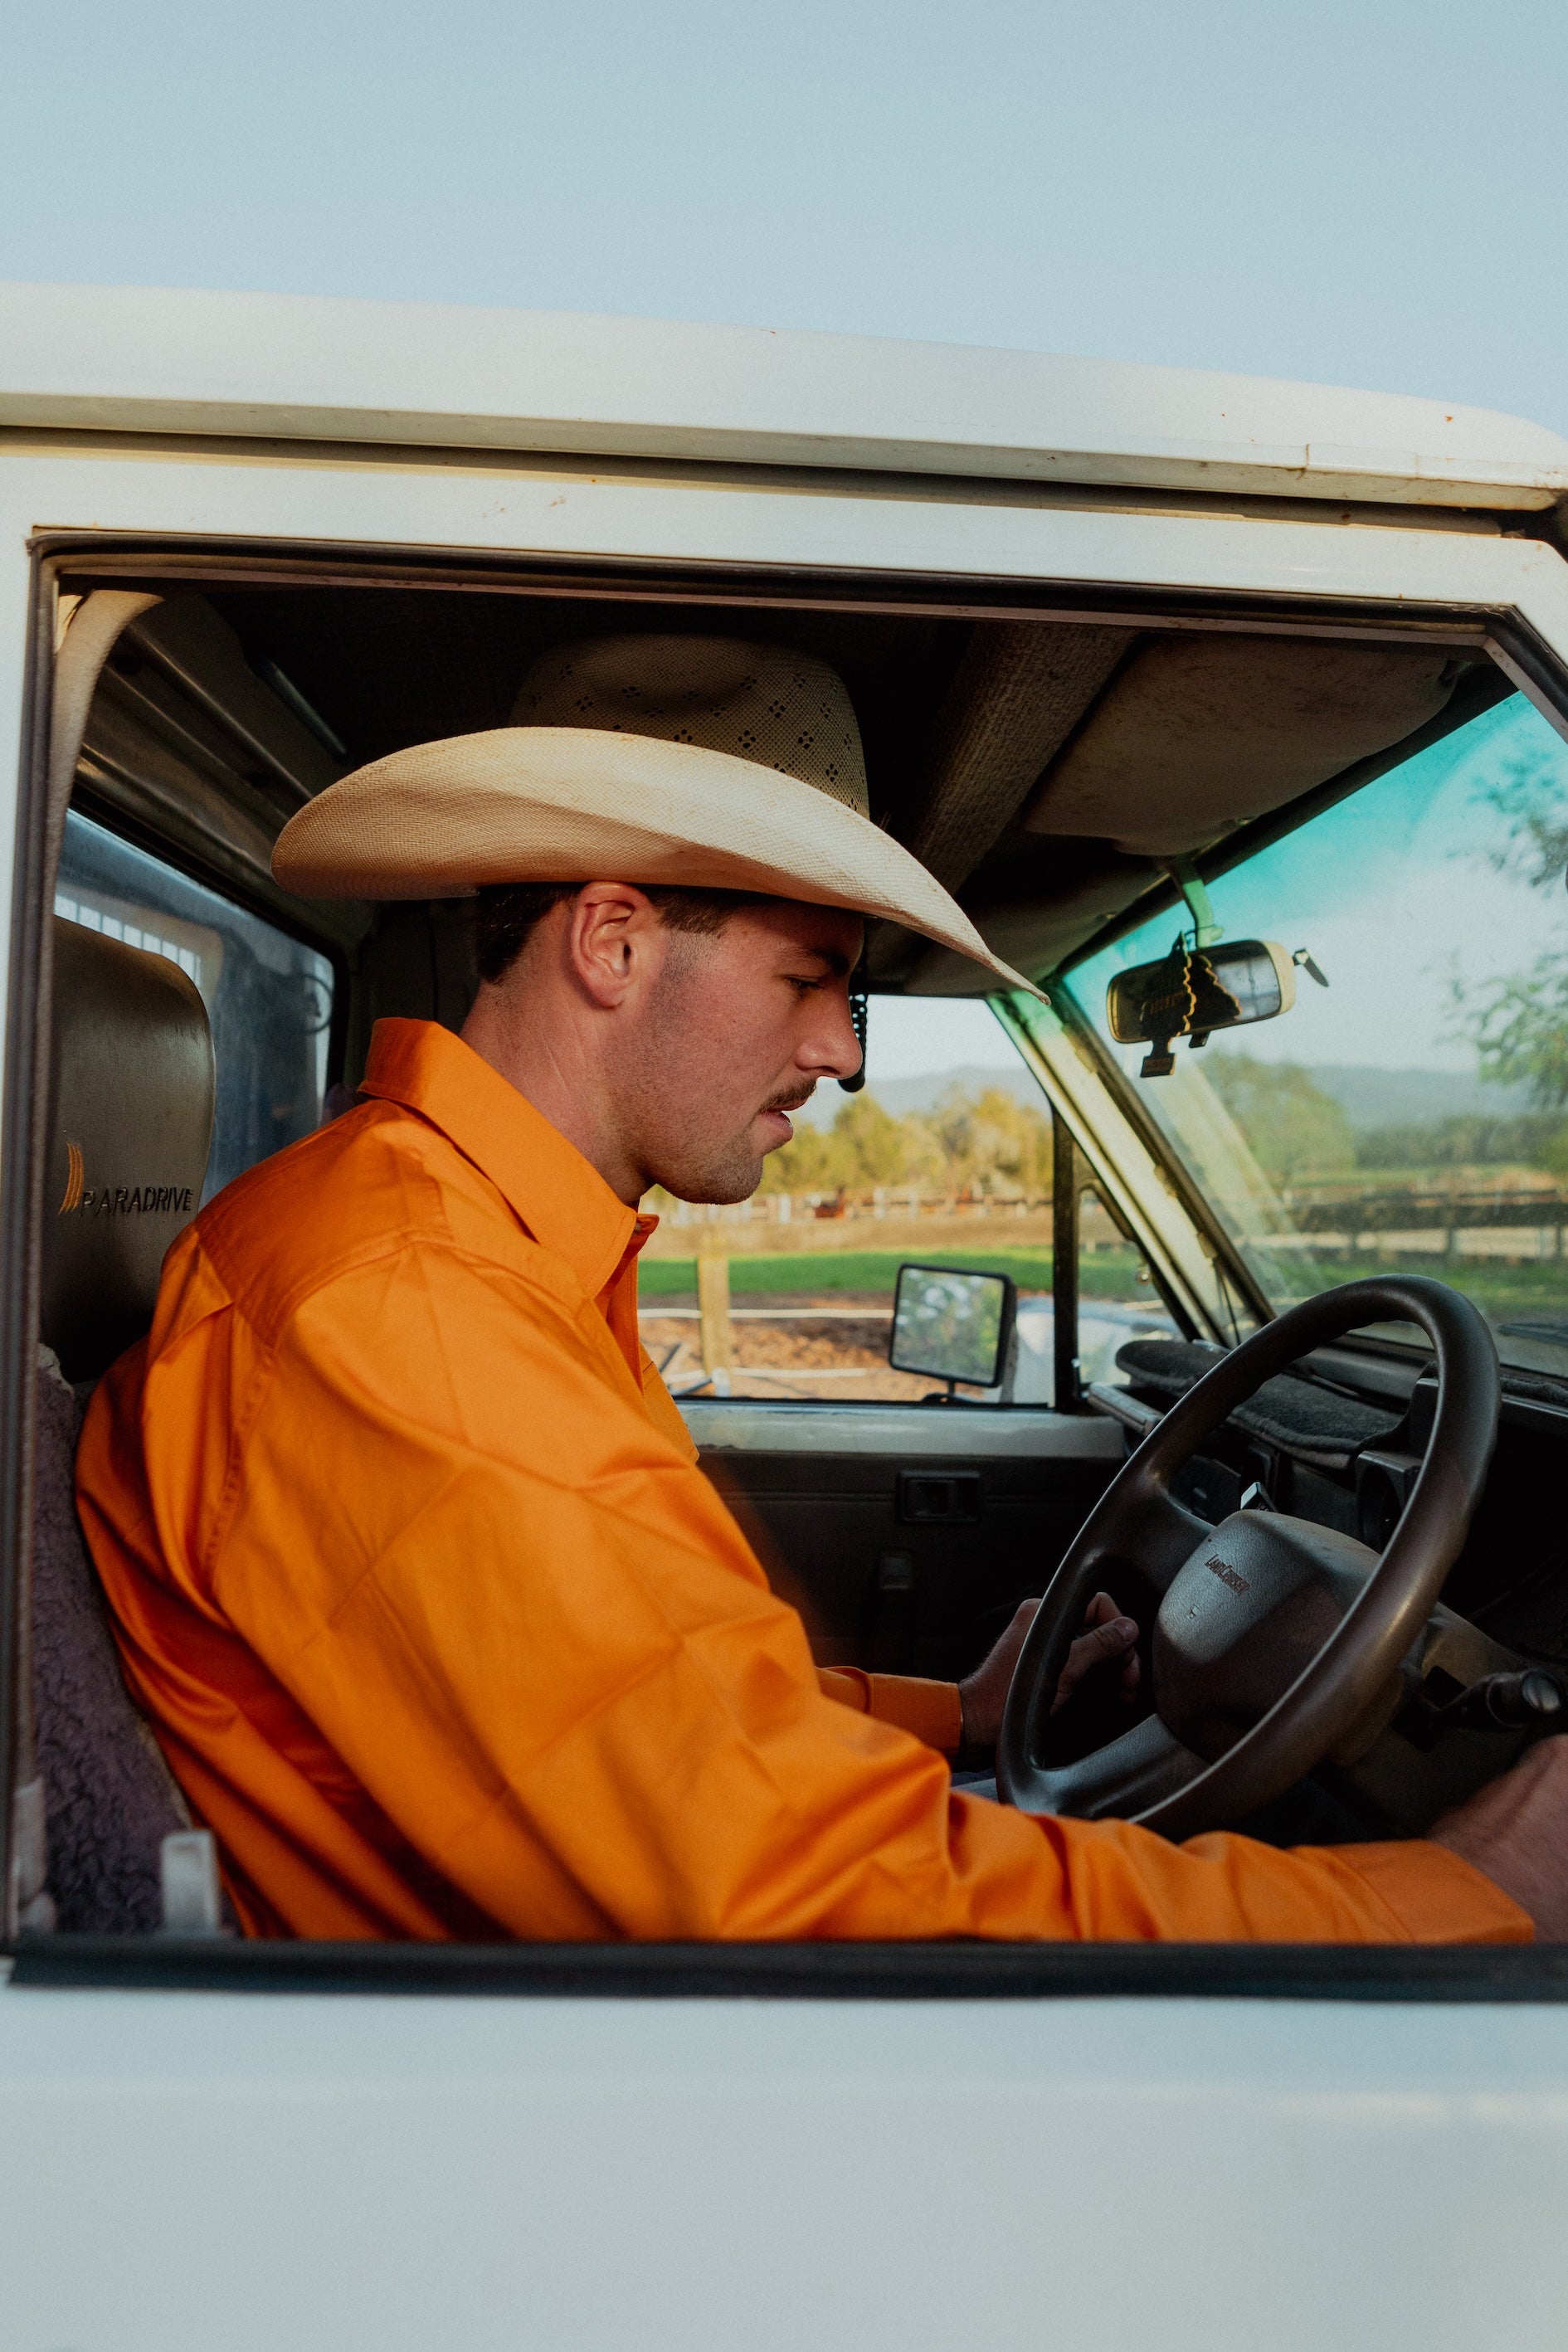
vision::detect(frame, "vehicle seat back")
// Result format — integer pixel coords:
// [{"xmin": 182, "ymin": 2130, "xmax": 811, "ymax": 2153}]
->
[
  {"xmin": 32, "ymin": 916, "xmax": 216, "ymax": 1932},
  {"xmin": 42, "ymin": 915, "xmax": 216, "ymax": 1383}
]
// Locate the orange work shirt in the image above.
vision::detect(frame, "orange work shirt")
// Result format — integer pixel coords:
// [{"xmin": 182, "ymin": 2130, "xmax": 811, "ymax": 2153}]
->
[{"xmin": 77, "ymin": 1019, "xmax": 1527, "ymax": 1945}]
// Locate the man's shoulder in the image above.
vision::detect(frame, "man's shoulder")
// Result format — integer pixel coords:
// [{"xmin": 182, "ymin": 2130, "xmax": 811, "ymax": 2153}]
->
[{"xmin": 193, "ymin": 1098, "xmax": 540, "ymax": 1337}]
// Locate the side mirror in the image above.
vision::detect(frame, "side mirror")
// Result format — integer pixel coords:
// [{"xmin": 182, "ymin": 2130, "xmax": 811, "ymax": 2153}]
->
[
  {"xmin": 1107, "ymin": 938, "xmax": 1297, "ymax": 1077},
  {"xmin": 889, "ymin": 1264, "xmax": 1016, "ymax": 1395}
]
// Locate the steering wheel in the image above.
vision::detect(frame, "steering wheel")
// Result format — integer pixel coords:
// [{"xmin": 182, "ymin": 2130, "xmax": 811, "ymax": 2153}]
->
[{"xmin": 996, "ymin": 1276, "xmax": 1500, "ymax": 1838}]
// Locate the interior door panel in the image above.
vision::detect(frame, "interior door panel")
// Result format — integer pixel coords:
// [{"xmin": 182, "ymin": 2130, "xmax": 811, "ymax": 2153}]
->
[{"xmin": 683, "ymin": 1402, "xmax": 1124, "ymax": 1682}]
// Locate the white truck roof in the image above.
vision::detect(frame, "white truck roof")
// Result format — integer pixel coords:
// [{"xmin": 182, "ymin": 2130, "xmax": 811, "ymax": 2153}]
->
[{"xmin": 3, "ymin": 278, "xmax": 1566, "ymax": 513}]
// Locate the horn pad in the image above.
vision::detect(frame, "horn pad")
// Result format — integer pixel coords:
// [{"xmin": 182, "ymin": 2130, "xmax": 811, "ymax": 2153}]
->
[{"xmin": 1154, "ymin": 1513, "xmax": 1380, "ymax": 1762}]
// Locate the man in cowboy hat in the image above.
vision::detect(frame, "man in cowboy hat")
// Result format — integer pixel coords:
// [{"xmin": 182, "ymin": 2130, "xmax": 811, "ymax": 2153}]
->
[{"xmin": 77, "ymin": 635, "xmax": 1563, "ymax": 1945}]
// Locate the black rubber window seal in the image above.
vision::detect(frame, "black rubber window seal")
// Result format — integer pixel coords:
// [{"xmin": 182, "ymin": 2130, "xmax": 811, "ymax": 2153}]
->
[{"xmin": 9, "ymin": 1935, "xmax": 1568, "ymax": 2004}]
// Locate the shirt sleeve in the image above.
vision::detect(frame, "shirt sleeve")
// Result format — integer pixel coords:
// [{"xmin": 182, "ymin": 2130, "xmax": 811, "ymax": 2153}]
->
[
  {"xmin": 819, "ymin": 1668, "xmax": 965, "ymax": 1756},
  {"xmin": 134, "ymin": 1235, "xmax": 1529, "ymax": 1947}
]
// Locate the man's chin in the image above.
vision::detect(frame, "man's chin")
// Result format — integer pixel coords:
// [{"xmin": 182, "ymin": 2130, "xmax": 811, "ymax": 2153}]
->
[{"xmin": 653, "ymin": 1153, "xmax": 767, "ymax": 1210}]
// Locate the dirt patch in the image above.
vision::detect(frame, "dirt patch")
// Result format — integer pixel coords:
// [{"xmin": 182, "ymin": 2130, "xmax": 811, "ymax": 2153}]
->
[{"xmin": 640, "ymin": 1301, "xmax": 939, "ymax": 1402}]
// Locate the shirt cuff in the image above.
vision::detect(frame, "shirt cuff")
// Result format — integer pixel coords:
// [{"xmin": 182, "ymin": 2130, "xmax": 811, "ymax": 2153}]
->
[
  {"xmin": 1330, "ymin": 1839, "xmax": 1533, "ymax": 1945},
  {"xmin": 819, "ymin": 1668, "xmax": 964, "ymax": 1756}
]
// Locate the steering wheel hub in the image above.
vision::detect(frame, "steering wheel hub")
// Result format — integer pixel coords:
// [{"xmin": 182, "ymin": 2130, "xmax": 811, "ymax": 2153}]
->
[{"xmin": 1156, "ymin": 1512, "xmax": 1377, "ymax": 1762}]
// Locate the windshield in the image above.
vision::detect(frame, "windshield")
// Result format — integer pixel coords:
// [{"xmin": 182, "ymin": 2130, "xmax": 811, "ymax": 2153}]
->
[{"xmin": 1064, "ymin": 684, "xmax": 1568, "ymax": 1383}]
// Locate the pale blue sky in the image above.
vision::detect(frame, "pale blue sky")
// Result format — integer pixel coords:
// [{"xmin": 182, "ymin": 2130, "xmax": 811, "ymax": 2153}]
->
[
  {"xmin": 8, "ymin": 0, "xmax": 1563, "ymax": 1092},
  {"xmin": 5, "ymin": 0, "xmax": 1568, "ymax": 434}
]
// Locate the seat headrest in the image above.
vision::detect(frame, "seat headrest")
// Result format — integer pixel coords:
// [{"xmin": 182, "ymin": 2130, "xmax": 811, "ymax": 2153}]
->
[{"xmin": 43, "ymin": 918, "xmax": 216, "ymax": 1381}]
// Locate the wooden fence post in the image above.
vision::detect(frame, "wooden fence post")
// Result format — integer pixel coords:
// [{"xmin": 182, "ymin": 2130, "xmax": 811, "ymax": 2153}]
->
[{"xmin": 697, "ymin": 1245, "xmax": 733, "ymax": 1397}]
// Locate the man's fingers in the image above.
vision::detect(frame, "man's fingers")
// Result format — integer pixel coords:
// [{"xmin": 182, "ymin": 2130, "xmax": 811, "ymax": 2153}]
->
[
  {"xmin": 1082, "ymin": 1595, "xmax": 1140, "ymax": 1683},
  {"xmin": 1054, "ymin": 1613, "xmax": 1139, "ymax": 1709},
  {"xmin": 1079, "ymin": 1616, "xmax": 1138, "ymax": 1662}
]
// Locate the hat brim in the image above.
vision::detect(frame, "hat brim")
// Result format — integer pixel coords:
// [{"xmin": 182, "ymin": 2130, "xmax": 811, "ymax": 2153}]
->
[{"xmin": 271, "ymin": 727, "xmax": 1043, "ymax": 999}]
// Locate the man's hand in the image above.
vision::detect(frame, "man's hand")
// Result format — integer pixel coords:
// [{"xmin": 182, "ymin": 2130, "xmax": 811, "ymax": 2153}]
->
[
  {"xmin": 957, "ymin": 1592, "xmax": 1140, "ymax": 1750},
  {"xmin": 1052, "ymin": 1590, "xmax": 1142, "ymax": 1718},
  {"xmin": 1432, "ymin": 1734, "xmax": 1568, "ymax": 1938}
]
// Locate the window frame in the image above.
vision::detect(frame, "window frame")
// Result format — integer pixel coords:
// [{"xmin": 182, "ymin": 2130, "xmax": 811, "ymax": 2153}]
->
[
  {"xmin": 10, "ymin": 1933, "xmax": 1568, "ymax": 2003},
  {"xmin": 8, "ymin": 529, "xmax": 1568, "ymax": 1991}
]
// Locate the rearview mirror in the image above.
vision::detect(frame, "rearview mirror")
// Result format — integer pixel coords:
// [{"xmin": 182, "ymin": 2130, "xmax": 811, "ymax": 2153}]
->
[
  {"xmin": 1107, "ymin": 939, "xmax": 1297, "ymax": 1077},
  {"xmin": 889, "ymin": 1264, "xmax": 1016, "ymax": 1394}
]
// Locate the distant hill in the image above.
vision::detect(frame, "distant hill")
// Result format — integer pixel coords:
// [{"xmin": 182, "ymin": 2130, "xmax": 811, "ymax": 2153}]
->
[
  {"xmin": 797, "ymin": 1060, "xmax": 1533, "ymax": 1132},
  {"xmin": 1253, "ymin": 1064, "xmax": 1532, "ymax": 1132},
  {"xmin": 794, "ymin": 1064, "xmax": 1042, "ymax": 1127}
]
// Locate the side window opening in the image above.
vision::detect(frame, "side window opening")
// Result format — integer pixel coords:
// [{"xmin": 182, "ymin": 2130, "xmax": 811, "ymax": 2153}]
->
[
  {"xmin": 643, "ymin": 991, "xmax": 1171, "ymax": 1407},
  {"xmin": 56, "ymin": 811, "xmax": 338, "ymax": 1200},
  {"xmin": 22, "ymin": 575, "xmax": 1558, "ymax": 1984}
]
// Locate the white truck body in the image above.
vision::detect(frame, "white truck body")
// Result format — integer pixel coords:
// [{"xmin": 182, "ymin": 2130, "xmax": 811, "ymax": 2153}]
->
[{"xmin": 4, "ymin": 283, "xmax": 1568, "ymax": 2350}]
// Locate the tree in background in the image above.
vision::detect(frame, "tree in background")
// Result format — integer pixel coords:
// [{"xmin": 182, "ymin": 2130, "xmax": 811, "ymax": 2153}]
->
[
  {"xmin": 752, "ymin": 1118, "xmax": 840, "ymax": 1194},
  {"xmin": 753, "ymin": 1083, "xmax": 1053, "ymax": 1197},
  {"xmin": 1356, "ymin": 1112, "xmax": 1568, "ymax": 1173},
  {"xmin": 925, "ymin": 1084, "xmax": 1054, "ymax": 1195},
  {"xmin": 1204, "ymin": 1052, "xmax": 1356, "ymax": 1183},
  {"xmin": 1454, "ymin": 741, "xmax": 1568, "ymax": 1109},
  {"xmin": 1478, "ymin": 741, "xmax": 1568, "ymax": 894},
  {"xmin": 1459, "ymin": 961, "xmax": 1568, "ymax": 1111}
]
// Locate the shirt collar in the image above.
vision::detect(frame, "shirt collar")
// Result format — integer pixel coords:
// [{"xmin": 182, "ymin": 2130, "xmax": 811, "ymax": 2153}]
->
[{"xmin": 359, "ymin": 1020, "xmax": 655, "ymax": 1300}]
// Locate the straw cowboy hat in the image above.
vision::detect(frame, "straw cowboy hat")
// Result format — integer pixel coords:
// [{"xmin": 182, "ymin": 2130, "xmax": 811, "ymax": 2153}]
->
[{"xmin": 271, "ymin": 634, "xmax": 1039, "ymax": 995}]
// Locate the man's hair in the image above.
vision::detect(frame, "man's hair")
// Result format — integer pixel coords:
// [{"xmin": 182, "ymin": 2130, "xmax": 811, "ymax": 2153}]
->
[{"xmin": 473, "ymin": 881, "xmax": 757, "ymax": 985}]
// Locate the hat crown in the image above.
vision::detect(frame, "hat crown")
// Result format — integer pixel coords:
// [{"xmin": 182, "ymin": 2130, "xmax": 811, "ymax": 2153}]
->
[{"xmin": 511, "ymin": 635, "xmax": 869, "ymax": 817}]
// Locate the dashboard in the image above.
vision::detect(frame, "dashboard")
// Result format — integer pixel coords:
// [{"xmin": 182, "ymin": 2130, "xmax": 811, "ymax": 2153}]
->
[{"xmin": 1094, "ymin": 1338, "xmax": 1568, "ymax": 1668}]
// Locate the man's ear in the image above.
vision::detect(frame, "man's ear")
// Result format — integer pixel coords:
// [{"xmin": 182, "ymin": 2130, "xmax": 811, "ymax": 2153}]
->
[{"xmin": 564, "ymin": 883, "xmax": 665, "ymax": 1009}]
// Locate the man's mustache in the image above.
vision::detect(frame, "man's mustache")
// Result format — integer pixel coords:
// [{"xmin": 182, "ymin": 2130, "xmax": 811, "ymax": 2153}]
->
[{"xmin": 762, "ymin": 1080, "xmax": 817, "ymax": 1117}]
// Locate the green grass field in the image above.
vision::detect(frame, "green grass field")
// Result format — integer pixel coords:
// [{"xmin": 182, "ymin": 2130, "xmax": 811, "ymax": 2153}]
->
[
  {"xmin": 1286, "ymin": 1249, "xmax": 1568, "ymax": 1327},
  {"xmin": 639, "ymin": 1242, "xmax": 1568, "ymax": 1335},
  {"xmin": 640, "ymin": 1245, "xmax": 1153, "ymax": 1303}
]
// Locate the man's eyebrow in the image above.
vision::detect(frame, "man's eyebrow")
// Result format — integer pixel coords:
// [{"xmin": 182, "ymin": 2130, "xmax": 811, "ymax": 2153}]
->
[{"xmin": 794, "ymin": 945, "xmax": 854, "ymax": 980}]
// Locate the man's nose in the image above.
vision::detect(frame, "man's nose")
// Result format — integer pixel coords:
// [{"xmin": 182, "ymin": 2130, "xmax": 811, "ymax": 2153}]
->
[{"xmin": 805, "ymin": 991, "xmax": 864, "ymax": 1083}]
